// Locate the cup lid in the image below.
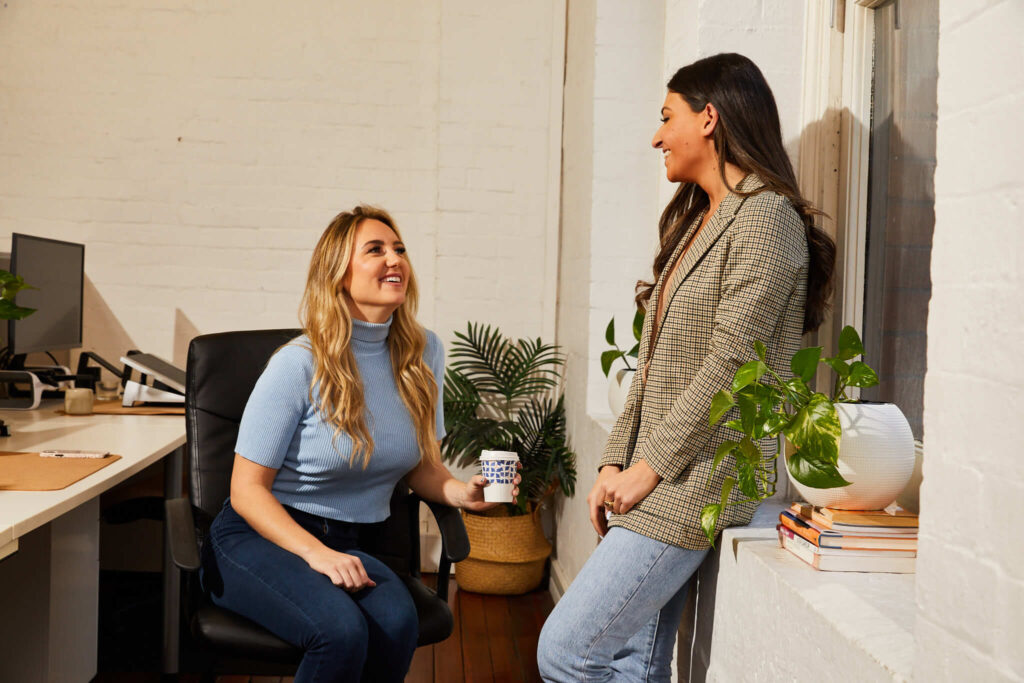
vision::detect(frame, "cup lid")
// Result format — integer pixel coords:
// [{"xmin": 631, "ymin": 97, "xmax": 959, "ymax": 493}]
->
[{"xmin": 480, "ymin": 450, "xmax": 519, "ymax": 460}]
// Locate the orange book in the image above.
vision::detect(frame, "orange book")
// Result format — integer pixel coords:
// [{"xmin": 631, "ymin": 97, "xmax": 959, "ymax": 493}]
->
[
  {"xmin": 789, "ymin": 502, "xmax": 919, "ymax": 532},
  {"xmin": 780, "ymin": 510, "xmax": 917, "ymax": 551}
]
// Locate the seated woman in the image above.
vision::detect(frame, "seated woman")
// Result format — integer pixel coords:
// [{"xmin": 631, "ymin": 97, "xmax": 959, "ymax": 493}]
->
[{"xmin": 201, "ymin": 205, "xmax": 517, "ymax": 683}]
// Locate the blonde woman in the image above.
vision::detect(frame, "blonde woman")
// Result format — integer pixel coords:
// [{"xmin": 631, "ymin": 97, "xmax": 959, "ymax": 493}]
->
[{"xmin": 201, "ymin": 206, "xmax": 517, "ymax": 683}]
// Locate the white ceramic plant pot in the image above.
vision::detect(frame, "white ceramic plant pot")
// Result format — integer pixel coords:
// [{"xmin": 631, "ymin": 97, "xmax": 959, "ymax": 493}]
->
[
  {"xmin": 607, "ymin": 368, "xmax": 635, "ymax": 417},
  {"xmin": 788, "ymin": 402, "xmax": 915, "ymax": 510}
]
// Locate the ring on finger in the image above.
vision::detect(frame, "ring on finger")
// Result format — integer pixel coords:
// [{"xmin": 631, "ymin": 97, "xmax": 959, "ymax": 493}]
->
[{"xmin": 603, "ymin": 500, "xmax": 614, "ymax": 509}]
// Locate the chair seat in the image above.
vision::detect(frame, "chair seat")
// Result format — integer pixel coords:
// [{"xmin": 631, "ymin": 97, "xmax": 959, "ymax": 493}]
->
[
  {"xmin": 193, "ymin": 605, "xmax": 302, "ymax": 663},
  {"xmin": 404, "ymin": 576, "xmax": 454, "ymax": 645},
  {"xmin": 193, "ymin": 576, "xmax": 453, "ymax": 661}
]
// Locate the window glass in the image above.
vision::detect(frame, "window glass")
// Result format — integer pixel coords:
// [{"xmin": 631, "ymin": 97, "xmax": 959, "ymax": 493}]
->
[{"xmin": 862, "ymin": 0, "xmax": 938, "ymax": 439}]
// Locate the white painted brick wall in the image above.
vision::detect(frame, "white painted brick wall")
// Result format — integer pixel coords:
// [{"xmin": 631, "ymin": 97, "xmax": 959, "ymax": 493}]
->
[
  {"xmin": 917, "ymin": 1, "xmax": 1024, "ymax": 679},
  {"xmin": 0, "ymin": 0, "xmax": 561, "ymax": 379}
]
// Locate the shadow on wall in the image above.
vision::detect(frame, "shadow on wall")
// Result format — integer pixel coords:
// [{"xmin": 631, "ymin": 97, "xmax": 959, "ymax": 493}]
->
[
  {"xmin": 173, "ymin": 308, "xmax": 201, "ymax": 368},
  {"xmin": 72, "ymin": 276, "xmax": 136, "ymax": 385}
]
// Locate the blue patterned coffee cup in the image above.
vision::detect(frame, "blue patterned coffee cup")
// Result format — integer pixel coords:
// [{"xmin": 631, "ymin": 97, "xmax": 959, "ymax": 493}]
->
[{"xmin": 479, "ymin": 450, "xmax": 519, "ymax": 503}]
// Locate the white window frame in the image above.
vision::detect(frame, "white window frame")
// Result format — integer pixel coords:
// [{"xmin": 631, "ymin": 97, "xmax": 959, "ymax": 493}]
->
[{"xmin": 798, "ymin": 0, "xmax": 884, "ymax": 395}]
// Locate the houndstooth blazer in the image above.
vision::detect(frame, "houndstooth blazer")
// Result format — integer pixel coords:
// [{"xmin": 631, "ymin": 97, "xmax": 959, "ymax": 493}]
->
[{"xmin": 600, "ymin": 174, "xmax": 808, "ymax": 549}]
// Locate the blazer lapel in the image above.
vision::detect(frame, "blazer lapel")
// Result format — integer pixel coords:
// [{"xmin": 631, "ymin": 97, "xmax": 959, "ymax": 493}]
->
[{"xmin": 653, "ymin": 174, "xmax": 765, "ymax": 335}]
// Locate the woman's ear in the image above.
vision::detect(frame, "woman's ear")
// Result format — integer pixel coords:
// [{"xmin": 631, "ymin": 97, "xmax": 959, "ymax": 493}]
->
[{"xmin": 701, "ymin": 103, "xmax": 719, "ymax": 138}]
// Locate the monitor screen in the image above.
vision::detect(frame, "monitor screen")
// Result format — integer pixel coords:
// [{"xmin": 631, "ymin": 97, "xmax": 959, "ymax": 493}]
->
[{"xmin": 8, "ymin": 234, "xmax": 85, "ymax": 356}]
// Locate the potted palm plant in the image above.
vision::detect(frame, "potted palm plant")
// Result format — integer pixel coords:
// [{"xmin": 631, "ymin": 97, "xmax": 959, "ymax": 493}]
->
[
  {"xmin": 442, "ymin": 322, "xmax": 577, "ymax": 594},
  {"xmin": 700, "ymin": 326, "xmax": 915, "ymax": 546}
]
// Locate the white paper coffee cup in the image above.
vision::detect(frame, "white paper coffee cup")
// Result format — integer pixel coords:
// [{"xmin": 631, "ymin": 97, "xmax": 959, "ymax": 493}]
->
[{"xmin": 480, "ymin": 450, "xmax": 519, "ymax": 503}]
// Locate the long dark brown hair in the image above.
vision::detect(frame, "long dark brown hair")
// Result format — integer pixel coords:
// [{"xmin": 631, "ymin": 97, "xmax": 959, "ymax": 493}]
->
[{"xmin": 638, "ymin": 53, "xmax": 835, "ymax": 333}]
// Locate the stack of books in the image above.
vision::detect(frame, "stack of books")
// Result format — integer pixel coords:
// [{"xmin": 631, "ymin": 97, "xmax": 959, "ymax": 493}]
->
[{"xmin": 777, "ymin": 502, "xmax": 918, "ymax": 573}]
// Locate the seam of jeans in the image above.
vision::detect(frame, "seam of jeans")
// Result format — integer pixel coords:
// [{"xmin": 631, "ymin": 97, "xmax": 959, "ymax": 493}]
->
[
  {"xmin": 642, "ymin": 609, "xmax": 661, "ymax": 683},
  {"xmin": 580, "ymin": 540, "xmax": 673, "ymax": 682},
  {"xmin": 209, "ymin": 535, "xmax": 350, "ymax": 682}
]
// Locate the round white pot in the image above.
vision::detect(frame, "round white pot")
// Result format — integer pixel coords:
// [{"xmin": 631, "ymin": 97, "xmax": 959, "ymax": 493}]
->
[
  {"xmin": 787, "ymin": 402, "xmax": 915, "ymax": 510},
  {"xmin": 607, "ymin": 368, "xmax": 635, "ymax": 417}
]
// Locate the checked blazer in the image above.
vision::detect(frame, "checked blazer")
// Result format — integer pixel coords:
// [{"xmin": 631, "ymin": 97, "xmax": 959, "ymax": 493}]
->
[{"xmin": 599, "ymin": 174, "xmax": 808, "ymax": 549}]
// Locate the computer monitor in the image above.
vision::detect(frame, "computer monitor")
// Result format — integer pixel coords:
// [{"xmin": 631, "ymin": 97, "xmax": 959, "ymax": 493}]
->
[{"xmin": 7, "ymin": 234, "xmax": 85, "ymax": 356}]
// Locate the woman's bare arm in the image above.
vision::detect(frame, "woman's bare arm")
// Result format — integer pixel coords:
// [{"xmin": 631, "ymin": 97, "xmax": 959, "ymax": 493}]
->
[{"xmin": 229, "ymin": 454, "xmax": 375, "ymax": 591}]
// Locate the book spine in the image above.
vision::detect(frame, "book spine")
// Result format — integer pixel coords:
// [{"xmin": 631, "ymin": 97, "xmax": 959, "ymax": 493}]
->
[{"xmin": 778, "ymin": 512, "xmax": 821, "ymax": 546}]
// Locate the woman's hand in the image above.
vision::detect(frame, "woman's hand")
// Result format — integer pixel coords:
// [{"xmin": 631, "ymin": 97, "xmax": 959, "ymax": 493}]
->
[
  {"xmin": 587, "ymin": 465, "xmax": 622, "ymax": 537},
  {"xmin": 304, "ymin": 546, "xmax": 377, "ymax": 592},
  {"xmin": 460, "ymin": 464, "xmax": 522, "ymax": 512},
  {"xmin": 602, "ymin": 461, "xmax": 661, "ymax": 516}
]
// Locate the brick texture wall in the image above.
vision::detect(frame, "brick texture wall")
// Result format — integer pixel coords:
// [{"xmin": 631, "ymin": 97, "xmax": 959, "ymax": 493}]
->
[
  {"xmin": 916, "ymin": 1, "xmax": 1024, "ymax": 679},
  {"xmin": 0, "ymin": 0, "xmax": 562, "ymax": 378}
]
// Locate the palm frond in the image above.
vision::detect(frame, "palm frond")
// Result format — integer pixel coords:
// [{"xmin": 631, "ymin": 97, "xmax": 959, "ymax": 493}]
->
[
  {"xmin": 503, "ymin": 338, "xmax": 565, "ymax": 400},
  {"xmin": 448, "ymin": 323, "xmax": 511, "ymax": 395},
  {"xmin": 443, "ymin": 367, "xmax": 481, "ymax": 433}
]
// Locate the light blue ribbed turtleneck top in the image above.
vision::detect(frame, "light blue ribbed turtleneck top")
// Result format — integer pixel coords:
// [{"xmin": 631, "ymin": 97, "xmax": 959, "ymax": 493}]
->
[{"xmin": 234, "ymin": 316, "xmax": 445, "ymax": 522}]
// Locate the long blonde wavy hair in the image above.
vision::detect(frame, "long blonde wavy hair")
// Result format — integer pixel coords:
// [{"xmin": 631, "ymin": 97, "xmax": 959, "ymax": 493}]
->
[{"xmin": 299, "ymin": 205, "xmax": 439, "ymax": 469}]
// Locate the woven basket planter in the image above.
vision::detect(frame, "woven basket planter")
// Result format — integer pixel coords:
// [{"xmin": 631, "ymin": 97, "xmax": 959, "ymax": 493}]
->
[{"xmin": 455, "ymin": 506, "xmax": 552, "ymax": 595}]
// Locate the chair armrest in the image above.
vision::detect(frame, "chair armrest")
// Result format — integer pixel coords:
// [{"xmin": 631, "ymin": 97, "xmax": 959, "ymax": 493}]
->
[
  {"xmin": 424, "ymin": 500, "xmax": 470, "ymax": 563},
  {"xmin": 165, "ymin": 497, "xmax": 201, "ymax": 572}
]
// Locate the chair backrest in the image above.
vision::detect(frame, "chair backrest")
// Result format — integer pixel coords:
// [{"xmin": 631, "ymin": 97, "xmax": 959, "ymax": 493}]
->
[
  {"xmin": 186, "ymin": 329, "xmax": 301, "ymax": 521},
  {"xmin": 185, "ymin": 328, "xmax": 419, "ymax": 576}
]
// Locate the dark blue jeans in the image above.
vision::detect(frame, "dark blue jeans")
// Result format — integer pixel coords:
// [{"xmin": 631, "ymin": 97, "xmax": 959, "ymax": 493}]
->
[{"xmin": 201, "ymin": 500, "xmax": 418, "ymax": 683}]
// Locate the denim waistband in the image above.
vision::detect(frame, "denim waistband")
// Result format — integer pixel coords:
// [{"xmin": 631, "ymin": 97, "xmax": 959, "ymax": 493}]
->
[{"xmin": 283, "ymin": 504, "xmax": 363, "ymax": 544}]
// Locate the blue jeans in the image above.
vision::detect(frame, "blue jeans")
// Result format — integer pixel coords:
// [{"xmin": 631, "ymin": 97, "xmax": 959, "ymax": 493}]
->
[
  {"xmin": 537, "ymin": 527, "xmax": 708, "ymax": 682},
  {"xmin": 201, "ymin": 501, "xmax": 418, "ymax": 683}
]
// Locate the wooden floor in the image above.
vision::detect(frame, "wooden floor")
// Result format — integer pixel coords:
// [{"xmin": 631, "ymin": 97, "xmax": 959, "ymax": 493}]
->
[{"xmin": 93, "ymin": 574, "xmax": 553, "ymax": 683}]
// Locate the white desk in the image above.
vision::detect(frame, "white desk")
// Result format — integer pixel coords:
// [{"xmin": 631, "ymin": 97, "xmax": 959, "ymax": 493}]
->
[{"xmin": 0, "ymin": 404, "xmax": 186, "ymax": 683}]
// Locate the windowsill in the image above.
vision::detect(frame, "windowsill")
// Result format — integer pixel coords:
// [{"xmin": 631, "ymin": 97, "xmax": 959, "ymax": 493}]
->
[{"xmin": 695, "ymin": 502, "xmax": 915, "ymax": 681}]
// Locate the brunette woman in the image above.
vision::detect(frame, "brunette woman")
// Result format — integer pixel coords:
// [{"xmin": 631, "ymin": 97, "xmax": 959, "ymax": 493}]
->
[
  {"xmin": 538, "ymin": 53, "xmax": 835, "ymax": 682},
  {"xmin": 201, "ymin": 206, "xmax": 518, "ymax": 683}
]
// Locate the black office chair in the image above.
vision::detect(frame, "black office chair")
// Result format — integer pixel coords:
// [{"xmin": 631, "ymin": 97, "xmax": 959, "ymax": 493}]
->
[{"xmin": 165, "ymin": 329, "xmax": 469, "ymax": 678}]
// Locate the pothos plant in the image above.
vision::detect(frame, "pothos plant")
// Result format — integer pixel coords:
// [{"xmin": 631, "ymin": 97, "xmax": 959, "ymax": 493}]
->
[
  {"xmin": 600, "ymin": 309, "xmax": 645, "ymax": 377},
  {"xmin": 0, "ymin": 270, "xmax": 35, "ymax": 322},
  {"xmin": 0, "ymin": 270, "xmax": 36, "ymax": 370},
  {"xmin": 700, "ymin": 326, "xmax": 879, "ymax": 546},
  {"xmin": 441, "ymin": 322, "xmax": 577, "ymax": 516}
]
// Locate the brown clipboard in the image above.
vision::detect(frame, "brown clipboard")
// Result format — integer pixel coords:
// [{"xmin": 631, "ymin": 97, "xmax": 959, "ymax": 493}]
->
[
  {"xmin": 0, "ymin": 451, "xmax": 123, "ymax": 491},
  {"xmin": 57, "ymin": 400, "xmax": 185, "ymax": 416}
]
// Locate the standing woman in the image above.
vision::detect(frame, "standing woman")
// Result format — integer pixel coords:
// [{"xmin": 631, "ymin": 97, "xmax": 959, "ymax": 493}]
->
[
  {"xmin": 201, "ymin": 206, "xmax": 518, "ymax": 683},
  {"xmin": 538, "ymin": 53, "xmax": 835, "ymax": 681}
]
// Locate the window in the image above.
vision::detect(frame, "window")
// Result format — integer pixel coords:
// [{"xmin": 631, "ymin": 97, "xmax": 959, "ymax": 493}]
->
[
  {"xmin": 861, "ymin": 0, "xmax": 937, "ymax": 439},
  {"xmin": 800, "ymin": 0, "xmax": 938, "ymax": 440}
]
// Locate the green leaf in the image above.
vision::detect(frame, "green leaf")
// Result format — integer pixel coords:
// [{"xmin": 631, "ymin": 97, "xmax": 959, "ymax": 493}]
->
[
  {"xmin": 837, "ymin": 325, "xmax": 864, "ymax": 361},
  {"xmin": 790, "ymin": 346, "xmax": 822, "ymax": 383},
  {"xmin": 731, "ymin": 360, "xmax": 769, "ymax": 392},
  {"xmin": 724, "ymin": 418, "xmax": 743, "ymax": 432},
  {"xmin": 605, "ymin": 318, "xmax": 615, "ymax": 346},
  {"xmin": 738, "ymin": 436, "xmax": 761, "ymax": 464},
  {"xmin": 0, "ymin": 299, "xmax": 36, "ymax": 320},
  {"xmin": 708, "ymin": 390, "xmax": 736, "ymax": 426},
  {"xmin": 782, "ymin": 393, "xmax": 841, "ymax": 466},
  {"xmin": 601, "ymin": 350, "xmax": 621, "ymax": 377},
  {"xmin": 700, "ymin": 503, "xmax": 722, "ymax": 547},
  {"xmin": 632, "ymin": 309, "xmax": 645, "ymax": 341},
  {"xmin": 708, "ymin": 440, "xmax": 739, "ymax": 481},
  {"xmin": 786, "ymin": 450, "xmax": 851, "ymax": 488},
  {"xmin": 847, "ymin": 361, "xmax": 879, "ymax": 388},
  {"xmin": 736, "ymin": 394, "xmax": 757, "ymax": 435},
  {"xmin": 736, "ymin": 462, "xmax": 759, "ymax": 498},
  {"xmin": 823, "ymin": 357, "xmax": 850, "ymax": 379},
  {"xmin": 719, "ymin": 476, "xmax": 736, "ymax": 507},
  {"xmin": 753, "ymin": 340, "xmax": 767, "ymax": 361},
  {"xmin": 626, "ymin": 343, "xmax": 639, "ymax": 359},
  {"xmin": 763, "ymin": 412, "xmax": 790, "ymax": 436}
]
